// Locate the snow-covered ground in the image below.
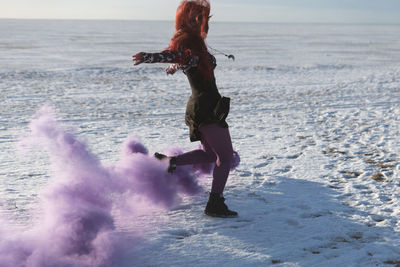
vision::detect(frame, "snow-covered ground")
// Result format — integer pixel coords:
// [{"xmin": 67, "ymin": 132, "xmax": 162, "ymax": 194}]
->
[{"xmin": 1, "ymin": 19, "xmax": 400, "ymax": 266}]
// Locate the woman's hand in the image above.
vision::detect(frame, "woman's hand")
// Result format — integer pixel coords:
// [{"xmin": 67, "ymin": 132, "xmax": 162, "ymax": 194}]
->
[
  {"xmin": 166, "ymin": 64, "xmax": 178, "ymax": 75},
  {"xmin": 132, "ymin": 52, "xmax": 147, "ymax": 65}
]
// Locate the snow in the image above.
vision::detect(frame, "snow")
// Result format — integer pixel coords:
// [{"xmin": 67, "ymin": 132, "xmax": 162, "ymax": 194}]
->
[{"xmin": 1, "ymin": 19, "xmax": 400, "ymax": 266}]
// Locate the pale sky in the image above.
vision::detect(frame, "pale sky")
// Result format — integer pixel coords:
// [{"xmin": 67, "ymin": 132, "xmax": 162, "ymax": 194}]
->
[{"xmin": 1, "ymin": 0, "xmax": 400, "ymax": 24}]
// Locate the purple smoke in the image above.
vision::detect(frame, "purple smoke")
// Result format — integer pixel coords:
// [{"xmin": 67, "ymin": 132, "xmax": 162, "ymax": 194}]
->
[
  {"xmin": 111, "ymin": 136, "xmax": 203, "ymax": 209},
  {"xmin": 0, "ymin": 106, "xmax": 116, "ymax": 266},
  {"xmin": 0, "ymin": 106, "xmax": 240, "ymax": 267},
  {"xmin": 122, "ymin": 134, "xmax": 148, "ymax": 155}
]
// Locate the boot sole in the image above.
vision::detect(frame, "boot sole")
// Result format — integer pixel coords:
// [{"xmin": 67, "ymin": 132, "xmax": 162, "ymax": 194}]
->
[{"xmin": 205, "ymin": 211, "xmax": 238, "ymax": 218}]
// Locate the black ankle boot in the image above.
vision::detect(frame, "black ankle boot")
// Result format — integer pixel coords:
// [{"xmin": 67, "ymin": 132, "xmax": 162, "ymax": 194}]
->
[
  {"xmin": 154, "ymin": 153, "xmax": 176, "ymax": 173},
  {"xmin": 205, "ymin": 193, "xmax": 238, "ymax": 218}
]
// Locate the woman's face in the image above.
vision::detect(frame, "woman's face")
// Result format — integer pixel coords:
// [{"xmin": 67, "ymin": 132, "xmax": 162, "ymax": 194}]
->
[
  {"xmin": 204, "ymin": 19, "xmax": 209, "ymax": 35},
  {"xmin": 195, "ymin": 10, "xmax": 209, "ymax": 38},
  {"xmin": 200, "ymin": 14, "xmax": 210, "ymax": 39}
]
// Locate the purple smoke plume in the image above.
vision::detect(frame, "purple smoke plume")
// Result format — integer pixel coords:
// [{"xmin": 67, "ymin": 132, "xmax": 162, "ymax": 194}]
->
[
  {"xmin": 0, "ymin": 106, "xmax": 116, "ymax": 266},
  {"xmin": 0, "ymin": 106, "xmax": 240, "ymax": 267}
]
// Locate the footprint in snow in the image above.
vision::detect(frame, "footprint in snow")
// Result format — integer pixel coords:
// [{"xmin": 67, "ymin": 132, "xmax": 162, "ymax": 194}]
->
[
  {"xmin": 300, "ymin": 210, "xmax": 333, "ymax": 219},
  {"xmin": 286, "ymin": 153, "xmax": 302, "ymax": 159},
  {"xmin": 238, "ymin": 170, "xmax": 252, "ymax": 177},
  {"xmin": 324, "ymin": 164, "xmax": 336, "ymax": 170},
  {"xmin": 347, "ymin": 231, "xmax": 363, "ymax": 240},
  {"xmin": 253, "ymin": 162, "xmax": 270, "ymax": 168},
  {"xmin": 275, "ymin": 165, "xmax": 292, "ymax": 173},
  {"xmin": 167, "ymin": 229, "xmax": 196, "ymax": 239},
  {"xmin": 371, "ymin": 215, "xmax": 385, "ymax": 223}
]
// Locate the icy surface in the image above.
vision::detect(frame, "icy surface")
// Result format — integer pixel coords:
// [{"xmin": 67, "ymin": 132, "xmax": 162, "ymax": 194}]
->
[{"xmin": 1, "ymin": 19, "xmax": 400, "ymax": 266}]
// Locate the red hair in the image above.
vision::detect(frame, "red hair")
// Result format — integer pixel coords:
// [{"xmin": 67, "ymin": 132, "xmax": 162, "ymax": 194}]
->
[{"xmin": 168, "ymin": 0, "xmax": 214, "ymax": 81}]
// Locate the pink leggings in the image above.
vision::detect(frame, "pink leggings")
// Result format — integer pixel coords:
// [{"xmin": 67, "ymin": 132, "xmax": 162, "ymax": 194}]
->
[{"xmin": 175, "ymin": 124, "xmax": 233, "ymax": 194}]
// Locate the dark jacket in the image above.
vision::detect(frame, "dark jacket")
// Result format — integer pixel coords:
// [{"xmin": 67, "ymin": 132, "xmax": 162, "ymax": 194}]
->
[{"xmin": 184, "ymin": 64, "xmax": 229, "ymax": 142}]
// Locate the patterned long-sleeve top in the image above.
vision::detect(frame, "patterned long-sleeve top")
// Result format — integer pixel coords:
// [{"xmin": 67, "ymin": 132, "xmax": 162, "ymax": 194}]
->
[{"xmin": 139, "ymin": 50, "xmax": 216, "ymax": 74}]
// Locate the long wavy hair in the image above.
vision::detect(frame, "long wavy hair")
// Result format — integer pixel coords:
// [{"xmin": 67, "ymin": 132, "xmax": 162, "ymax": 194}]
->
[{"xmin": 168, "ymin": 0, "xmax": 214, "ymax": 81}]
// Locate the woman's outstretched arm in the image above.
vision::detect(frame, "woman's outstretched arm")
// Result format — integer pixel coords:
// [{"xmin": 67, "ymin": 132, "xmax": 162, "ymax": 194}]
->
[
  {"xmin": 132, "ymin": 50, "xmax": 178, "ymax": 65},
  {"xmin": 133, "ymin": 49, "xmax": 199, "ymax": 75}
]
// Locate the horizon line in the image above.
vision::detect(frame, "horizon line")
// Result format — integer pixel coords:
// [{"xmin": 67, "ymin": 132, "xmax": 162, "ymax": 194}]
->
[{"xmin": 1, "ymin": 17, "xmax": 399, "ymax": 26}]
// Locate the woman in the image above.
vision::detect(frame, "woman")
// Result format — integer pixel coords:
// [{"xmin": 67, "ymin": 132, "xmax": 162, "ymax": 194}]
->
[{"xmin": 132, "ymin": 0, "xmax": 237, "ymax": 218}]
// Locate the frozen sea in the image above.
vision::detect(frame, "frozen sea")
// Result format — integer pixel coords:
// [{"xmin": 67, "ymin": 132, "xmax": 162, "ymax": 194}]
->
[{"xmin": 1, "ymin": 19, "xmax": 400, "ymax": 266}]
